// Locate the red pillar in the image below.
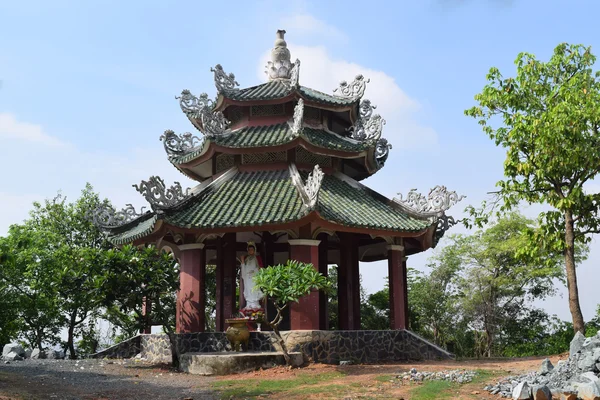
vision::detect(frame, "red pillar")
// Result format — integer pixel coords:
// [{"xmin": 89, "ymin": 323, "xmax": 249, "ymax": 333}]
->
[
  {"xmin": 388, "ymin": 245, "xmax": 407, "ymax": 330},
  {"xmin": 176, "ymin": 243, "xmax": 206, "ymax": 333},
  {"xmin": 289, "ymin": 239, "xmax": 322, "ymax": 330},
  {"xmin": 338, "ymin": 233, "xmax": 360, "ymax": 330}
]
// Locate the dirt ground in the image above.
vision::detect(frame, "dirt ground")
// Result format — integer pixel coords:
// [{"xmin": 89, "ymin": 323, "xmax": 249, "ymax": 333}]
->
[{"xmin": 0, "ymin": 354, "xmax": 568, "ymax": 400}]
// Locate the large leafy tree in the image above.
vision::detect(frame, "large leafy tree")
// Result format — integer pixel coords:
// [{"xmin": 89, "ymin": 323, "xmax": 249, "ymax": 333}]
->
[
  {"xmin": 465, "ymin": 43, "xmax": 600, "ymax": 332},
  {"xmin": 0, "ymin": 225, "xmax": 63, "ymax": 350},
  {"xmin": 100, "ymin": 245, "xmax": 180, "ymax": 366},
  {"xmin": 26, "ymin": 184, "xmax": 110, "ymax": 358}
]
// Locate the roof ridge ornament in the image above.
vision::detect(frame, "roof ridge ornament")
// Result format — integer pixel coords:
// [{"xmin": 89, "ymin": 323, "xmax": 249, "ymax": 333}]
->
[
  {"xmin": 159, "ymin": 130, "xmax": 202, "ymax": 156},
  {"xmin": 393, "ymin": 186, "xmax": 466, "ymax": 246},
  {"xmin": 290, "ymin": 99, "xmax": 304, "ymax": 137},
  {"xmin": 394, "ymin": 186, "xmax": 465, "ymax": 217},
  {"xmin": 211, "ymin": 64, "xmax": 239, "ymax": 93},
  {"xmin": 333, "ymin": 74, "xmax": 370, "ymax": 99},
  {"xmin": 288, "ymin": 59, "xmax": 301, "ymax": 88},
  {"xmin": 266, "ymin": 30, "xmax": 294, "ymax": 81},
  {"xmin": 90, "ymin": 204, "xmax": 147, "ymax": 230},
  {"xmin": 348, "ymin": 99, "xmax": 386, "ymax": 143},
  {"xmin": 133, "ymin": 176, "xmax": 191, "ymax": 210},
  {"xmin": 288, "ymin": 163, "xmax": 324, "ymax": 211},
  {"xmin": 176, "ymin": 90, "xmax": 230, "ymax": 137},
  {"xmin": 374, "ymin": 138, "xmax": 392, "ymax": 169},
  {"xmin": 304, "ymin": 164, "xmax": 324, "ymax": 209}
]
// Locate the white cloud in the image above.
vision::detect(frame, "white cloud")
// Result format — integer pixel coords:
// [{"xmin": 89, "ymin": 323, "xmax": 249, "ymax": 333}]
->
[
  {"xmin": 257, "ymin": 45, "xmax": 438, "ymax": 149},
  {"xmin": 279, "ymin": 14, "xmax": 348, "ymax": 43},
  {"xmin": 0, "ymin": 116, "xmax": 194, "ymax": 236},
  {"xmin": 0, "ymin": 113, "xmax": 69, "ymax": 147}
]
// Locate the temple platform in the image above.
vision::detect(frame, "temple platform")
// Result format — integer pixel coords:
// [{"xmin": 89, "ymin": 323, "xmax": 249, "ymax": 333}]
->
[
  {"xmin": 179, "ymin": 351, "xmax": 304, "ymax": 375},
  {"xmin": 91, "ymin": 330, "xmax": 453, "ymax": 366}
]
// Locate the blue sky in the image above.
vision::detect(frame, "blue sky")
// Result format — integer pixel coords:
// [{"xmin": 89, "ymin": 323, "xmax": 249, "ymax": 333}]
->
[{"xmin": 1, "ymin": 0, "xmax": 600, "ymax": 322}]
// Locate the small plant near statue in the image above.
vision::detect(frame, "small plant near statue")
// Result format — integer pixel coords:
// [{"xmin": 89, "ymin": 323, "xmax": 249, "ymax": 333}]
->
[{"xmin": 254, "ymin": 259, "xmax": 332, "ymax": 365}]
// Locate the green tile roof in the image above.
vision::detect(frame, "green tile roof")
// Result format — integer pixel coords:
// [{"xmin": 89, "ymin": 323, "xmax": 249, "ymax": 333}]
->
[
  {"xmin": 107, "ymin": 169, "xmax": 432, "ymax": 244},
  {"xmin": 165, "ymin": 169, "xmax": 304, "ymax": 228},
  {"xmin": 169, "ymin": 124, "xmax": 369, "ymax": 165},
  {"xmin": 224, "ymin": 81, "xmax": 357, "ymax": 106},
  {"xmin": 317, "ymin": 174, "xmax": 431, "ymax": 231},
  {"xmin": 109, "ymin": 214, "xmax": 158, "ymax": 245}
]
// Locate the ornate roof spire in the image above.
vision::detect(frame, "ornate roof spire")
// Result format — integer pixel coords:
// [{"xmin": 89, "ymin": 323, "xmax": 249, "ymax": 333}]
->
[{"xmin": 266, "ymin": 30, "xmax": 293, "ymax": 80}]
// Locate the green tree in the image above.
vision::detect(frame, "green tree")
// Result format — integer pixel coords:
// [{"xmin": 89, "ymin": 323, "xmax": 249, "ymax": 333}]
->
[
  {"xmin": 0, "ymin": 225, "xmax": 63, "ymax": 350},
  {"xmin": 101, "ymin": 245, "xmax": 180, "ymax": 366},
  {"xmin": 465, "ymin": 43, "xmax": 600, "ymax": 333},
  {"xmin": 27, "ymin": 185, "xmax": 111, "ymax": 358},
  {"xmin": 254, "ymin": 260, "xmax": 331, "ymax": 364},
  {"xmin": 409, "ymin": 246, "xmax": 462, "ymax": 347},
  {"xmin": 452, "ymin": 213, "xmax": 565, "ymax": 357}
]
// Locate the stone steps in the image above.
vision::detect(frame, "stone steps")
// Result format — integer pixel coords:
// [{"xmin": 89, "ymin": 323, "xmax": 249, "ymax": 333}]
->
[{"xmin": 179, "ymin": 351, "xmax": 304, "ymax": 375}]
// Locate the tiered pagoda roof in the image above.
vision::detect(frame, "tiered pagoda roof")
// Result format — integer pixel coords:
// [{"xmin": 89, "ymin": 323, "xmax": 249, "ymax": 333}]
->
[{"xmin": 92, "ymin": 30, "xmax": 464, "ymax": 259}]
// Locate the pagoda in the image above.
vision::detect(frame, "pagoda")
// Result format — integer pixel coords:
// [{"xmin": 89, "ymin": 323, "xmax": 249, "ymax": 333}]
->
[{"xmin": 92, "ymin": 30, "xmax": 463, "ymax": 334}]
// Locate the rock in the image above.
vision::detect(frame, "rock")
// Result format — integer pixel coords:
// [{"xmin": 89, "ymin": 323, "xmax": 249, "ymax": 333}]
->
[
  {"xmin": 580, "ymin": 372, "xmax": 600, "ymax": 383},
  {"xmin": 3, "ymin": 351, "xmax": 23, "ymax": 361},
  {"xmin": 30, "ymin": 349, "xmax": 47, "ymax": 359},
  {"xmin": 577, "ymin": 381, "xmax": 600, "ymax": 400},
  {"xmin": 2, "ymin": 343, "xmax": 25, "ymax": 358},
  {"xmin": 579, "ymin": 352, "xmax": 597, "ymax": 372},
  {"xmin": 539, "ymin": 359, "xmax": 555, "ymax": 375},
  {"xmin": 24, "ymin": 349, "xmax": 32, "ymax": 359},
  {"xmin": 47, "ymin": 350, "xmax": 65, "ymax": 359},
  {"xmin": 571, "ymin": 332, "xmax": 586, "ymax": 357},
  {"xmin": 583, "ymin": 337, "xmax": 600, "ymax": 352},
  {"xmin": 512, "ymin": 381, "xmax": 532, "ymax": 399},
  {"xmin": 532, "ymin": 385, "xmax": 552, "ymax": 400}
]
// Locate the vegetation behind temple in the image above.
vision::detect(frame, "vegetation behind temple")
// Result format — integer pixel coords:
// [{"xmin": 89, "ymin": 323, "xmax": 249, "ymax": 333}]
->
[{"xmin": 0, "ymin": 184, "xmax": 598, "ymax": 359}]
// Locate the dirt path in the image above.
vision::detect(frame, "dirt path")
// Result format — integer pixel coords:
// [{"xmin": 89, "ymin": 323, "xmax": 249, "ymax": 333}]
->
[
  {"xmin": 0, "ymin": 359, "xmax": 215, "ymax": 400},
  {"xmin": 0, "ymin": 354, "xmax": 567, "ymax": 399}
]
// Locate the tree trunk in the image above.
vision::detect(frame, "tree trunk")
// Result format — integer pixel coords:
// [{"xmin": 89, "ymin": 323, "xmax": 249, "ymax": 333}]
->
[
  {"xmin": 67, "ymin": 311, "xmax": 77, "ymax": 359},
  {"xmin": 167, "ymin": 331, "xmax": 180, "ymax": 369},
  {"xmin": 271, "ymin": 325, "xmax": 291, "ymax": 365},
  {"xmin": 565, "ymin": 210, "xmax": 585, "ymax": 333}
]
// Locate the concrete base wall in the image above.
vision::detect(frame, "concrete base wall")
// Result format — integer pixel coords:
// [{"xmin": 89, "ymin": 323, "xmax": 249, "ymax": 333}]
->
[{"xmin": 92, "ymin": 330, "xmax": 453, "ymax": 364}]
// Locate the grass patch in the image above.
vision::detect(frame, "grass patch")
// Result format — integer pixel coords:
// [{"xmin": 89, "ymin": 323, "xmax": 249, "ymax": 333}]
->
[
  {"xmin": 211, "ymin": 371, "xmax": 346, "ymax": 399},
  {"xmin": 410, "ymin": 380, "xmax": 457, "ymax": 400},
  {"xmin": 374, "ymin": 374, "xmax": 394, "ymax": 383}
]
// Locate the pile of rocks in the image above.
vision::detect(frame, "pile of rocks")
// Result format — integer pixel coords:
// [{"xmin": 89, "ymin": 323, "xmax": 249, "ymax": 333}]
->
[
  {"xmin": 396, "ymin": 368, "xmax": 478, "ymax": 384},
  {"xmin": 2, "ymin": 343, "xmax": 65, "ymax": 362},
  {"xmin": 483, "ymin": 332, "xmax": 600, "ymax": 399}
]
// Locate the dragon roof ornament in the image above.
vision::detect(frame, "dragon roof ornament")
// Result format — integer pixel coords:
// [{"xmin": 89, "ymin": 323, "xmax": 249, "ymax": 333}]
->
[
  {"xmin": 211, "ymin": 64, "xmax": 239, "ymax": 93},
  {"xmin": 304, "ymin": 164, "xmax": 324, "ymax": 209},
  {"xmin": 334, "ymin": 74, "xmax": 370, "ymax": 99},
  {"xmin": 393, "ymin": 186, "xmax": 466, "ymax": 245},
  {"xmin": 288, "ymin": 163, "xmax": 324, "ymax": 211},
  {"xmin": 348, "ymin": 99, "xmax": 386, "ymax": 143},
  {"xmin": 266, "ymin": 30, "xmax": 294, "ymax": 81},
  {"xmin": 290, "ymin": 99, "xmax": 304, "ymax": 137},
  {"xmin": 159, "ymin": 130, "xmax": 202, "ymax": 156},
  {"xmin": 394, "ymin": 186, "xmax": 465, "ymax": 218},
  {"xmin": 90, "ymin": 204, "xmax": 147, "ymax": 230},
  {"xmin": 176, "ymin": 90, "xmax": 230, "ymax": 137},
  {"xmin": 374, "ymin": 138, "xmax": 392, "ymax": 169},
  {"xmin": 133, "ymin": 176, "xmax": 191, "ymax": 210}
]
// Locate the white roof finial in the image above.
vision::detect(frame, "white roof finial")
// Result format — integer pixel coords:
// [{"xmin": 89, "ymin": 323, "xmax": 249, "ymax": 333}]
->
[{"xmin": 265, "ymin": 30, "xmax": 294, "ymax": 81}]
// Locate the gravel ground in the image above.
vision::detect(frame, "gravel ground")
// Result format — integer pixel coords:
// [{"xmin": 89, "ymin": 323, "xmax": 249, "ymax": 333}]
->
[{"xmin": 0, "ymin": 358, "xmax": 216, "ymax": 400}]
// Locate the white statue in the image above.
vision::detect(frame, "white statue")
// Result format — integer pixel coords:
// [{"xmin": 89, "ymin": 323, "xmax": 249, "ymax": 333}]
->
[{"xmin": 240, "ymin": 241, "xmax": 264, "ymax": 309}]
